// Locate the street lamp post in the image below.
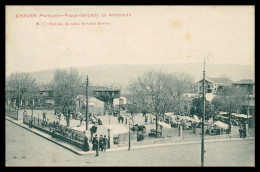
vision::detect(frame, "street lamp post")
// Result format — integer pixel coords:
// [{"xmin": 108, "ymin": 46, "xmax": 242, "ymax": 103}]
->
[
  {"xmin": 119, "ymin": 98, "xmax": 121, "ymax": 117},
  {"xmin": 128, "ymin": 118, "xmax": 131, "ymax": 151},
  {"xmin": 108, "ymin": 102, "xmax": 111, "ymax": 125},
  {"xmin": 23, "ymin": 98, "xmax": 25, "ymax": 112},
  {"xmin": 31, "ymin": 99, "xmax": 34, "ymax": 120},
  {"xmin": 79, "ymin": 97, "xmax": 81, "ymax": 114},
  {"xmin": 17, "ymin": 80, "xmax": 20, "ymax": 120},
  {"xmin": 201, "ymin": 57, "xmax": 206, "ymax": 167},
  {"xmin": 85, "ymin": 76, "xmax": 89, "ymax": 130}
]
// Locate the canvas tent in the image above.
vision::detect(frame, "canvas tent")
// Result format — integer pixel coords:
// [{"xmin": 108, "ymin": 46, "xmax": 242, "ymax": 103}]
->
[
  {"xmin": 158, "ymin": 121, "xmax": 172, "ymax": 129},
  {"xmin": 231, "ymin": 113, "xmax": 252, "ymax": 119},
  {"xmin": 214, "ymin": 121, "xmax": 228, "ymax": 129},
  {"xmin": 193, "ymin": 115, "xmax": 200, "ymax": 122},
  {"xmin": 219, "ymin": 111, "xmax": 228, "ymax": 115},
  {"xmin": 180, "ymin": 116, "xmax": 195, "ymax": 122}
]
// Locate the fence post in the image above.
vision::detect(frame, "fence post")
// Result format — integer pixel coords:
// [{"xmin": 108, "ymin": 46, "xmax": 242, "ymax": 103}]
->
[{"xmin": 16, "ymin": 109, "xmax": 19, "ymax": 120}]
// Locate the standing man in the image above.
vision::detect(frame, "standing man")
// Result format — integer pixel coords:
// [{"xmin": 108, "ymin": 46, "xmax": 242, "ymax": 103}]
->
[
  {"xmin": 92, "ymin": 134, "xmax": 99, "ymax": 156},
  {"xmin": 79, "ymin": 112, "xmax": 83, "ymax": 126},
  {"xmin": 243, "ymin": 123, "xmax": 247, "ymax": 139},
  {"xmin": 92, "ymin": 134, "xmax": 97, "ymax": 151},
  {"xmin": 239, "ymin": 125, "xmax": 243, "ymax": 138},
  {"xmin": 99, "ymin": 135, "xmax": 104, "ymax": 152},
  {"xmin": 57, "ymin": 111, "xmax": 61, "ymax": 123},
  {"xmin": 43, "ymin": 110, "xmax": 47, "ymax": 122},
  {"xmin": 95, "ymin": 135, "xmax": 99, "ymax": 157},
  {"xmin": 118, "ymin": 115, "xmax": 120, "ymax": 123},
  {"xmin": 145, "ymin": 115, "xmax": 148, "ymax": 125},
  {"xmin": 23, "ymin": 110, "xmax": 27, "ymax": 122},
  {"xmin": 103, "ymin": 135, "xmax": 107, "ymax": 152}
]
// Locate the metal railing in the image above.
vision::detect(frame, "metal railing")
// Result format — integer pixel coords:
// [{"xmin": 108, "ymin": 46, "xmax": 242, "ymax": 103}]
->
[
  {"xmin": 6, "ymin": 106, "xmax": 18, "ymax": 120},
  {"xmin": 23, "ymin": 114, "xmax": 85, "ymax": 144}
]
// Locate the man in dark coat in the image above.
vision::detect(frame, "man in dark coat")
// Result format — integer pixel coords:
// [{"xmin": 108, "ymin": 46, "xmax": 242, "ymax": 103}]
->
[
  {"xmin": 92, "ymin": 134, "xmax": 97, "ymax": 151},
  {"xmin": 95, "ymin": 136, "xmax": 99, "ymax": 156},
  {"xmin": 92, "ymin": 134, "xmax": 99, "ymax": 156},
  {"xmin": 239, "ymin": 125, "xmax": 243, "ymax": 138},
  {"xmin": 99, "ymin": 135, "xmax": 104, "ymax": 151},
  {"xmin": 43, "ymin": 110, "xmax": 47, "ymax": 122},
  {"xmin": 103, "ymin": 135, "xmax": 107, "ymax": 152},
  {"xmin": 243, "ymin": 125, "xmax": 247, "ymax": 139}
]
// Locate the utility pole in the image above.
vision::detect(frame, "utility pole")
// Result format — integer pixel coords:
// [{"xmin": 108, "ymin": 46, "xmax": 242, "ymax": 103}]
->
[
  {"xmin": 128, "ymin": 120, "xmax": 131, "ymax": 151},
  {"xmin": 31, "ymin": 99, "xmax": 34, "ymax": 120},
  {"xmin": 17, "ymin": 80, "xmax": 20, "ymax": 120},
  {"xmin": 201, "ymin": 57, "xmax": 206, "ymax": 167},
  {"xmin": 119, "ymin": 87, "xmax": 121, "ymax": 117},
  {"xmin": 119, "ymin": 98, "xmax": 121, "ymax": 117},
  {"xmin": 85, "ymin": 76, "xmax": 89, "ymax": 130},
  {"xmin": 18, "ymin": 81, "xmax": 20, "ymax": 109},
  {"xmin": 128, "ymin": 88, "xmax": 135, "ymax": 151},
  {"xmin": 247, "ymin": 84, "xmax": 250, "ymax": 134},
  {"xmin": 79, "ymin": 98, "xmax": 81, "ymax": 114},
  {"xmin": 108, "ymin": 101, "xmax": 111, "ymax": 125},
  {"xmin": 24, "ymin": 98, "xmax": 26, "ymax": 112},
  {"xmin": 247, "ymin": 85, "xmax": 250, "ymax": 122}
]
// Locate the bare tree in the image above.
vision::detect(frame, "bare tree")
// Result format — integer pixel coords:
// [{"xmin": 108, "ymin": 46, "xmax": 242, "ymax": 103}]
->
[
  {"xmin": 129, "ymin": 70, "xmax": 194, "ymax": 137},
  {"xmin": 50, "ymin": 68, "xmax": 83, "ymax": 126},
  {"xmin": 6, "ymin": 72, "xmax": 37, "ymax": 110},
  {"xmin": 165, "ymin": 72, "xmax": 195, "ymax": 117}
]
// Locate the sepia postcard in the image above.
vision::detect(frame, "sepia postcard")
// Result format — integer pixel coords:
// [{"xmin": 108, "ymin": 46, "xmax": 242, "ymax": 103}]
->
[{"xmin": 5, "ymin": 5, "xmax": 255, "ymax": 167}]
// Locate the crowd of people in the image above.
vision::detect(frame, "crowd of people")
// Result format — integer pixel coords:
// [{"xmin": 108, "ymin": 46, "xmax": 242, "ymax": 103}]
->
[
  {"xmin": 91, "ymin": 134, "xmax": 108, "ymax": 156},
  {"xmin": 239, "ymin": 124, "xmax": 247, "ymax": 139}
]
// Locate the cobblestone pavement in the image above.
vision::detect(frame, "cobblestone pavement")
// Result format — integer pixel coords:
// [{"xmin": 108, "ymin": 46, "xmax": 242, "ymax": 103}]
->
[{"xmin": 5, "ymin": 120, "xmax": 254, "ymax": 167}]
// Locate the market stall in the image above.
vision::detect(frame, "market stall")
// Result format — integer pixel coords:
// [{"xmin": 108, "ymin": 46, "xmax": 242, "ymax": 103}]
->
[{"xmin": 206, "ymin": 121, "xmax": 228, "ymax": 135}]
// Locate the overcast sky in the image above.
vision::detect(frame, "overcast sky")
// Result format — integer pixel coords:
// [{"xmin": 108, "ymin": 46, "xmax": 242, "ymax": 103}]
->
[{"xmin": 6, "ymin": 6, "xmax": 255, "ymax": 75}]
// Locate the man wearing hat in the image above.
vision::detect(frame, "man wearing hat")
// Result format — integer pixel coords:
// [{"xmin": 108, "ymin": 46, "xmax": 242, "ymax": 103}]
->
[
  {"xmin": 42, "ymin": 110, "xmax": 47, "ymax": 122},
  {"xmin": 92, "ymin": 134, "xmax": 97, "ymax": 150},
  {"xmin": 92, "ymin": 134, "xmax": 99, "ymax": 156},
  {"xmin": 99, "ymin": 135, "xmax": 104, "ymax": 152},
  {"xmin": 103, "ymin": 135, "xmax": 108, "ymax": 152}
]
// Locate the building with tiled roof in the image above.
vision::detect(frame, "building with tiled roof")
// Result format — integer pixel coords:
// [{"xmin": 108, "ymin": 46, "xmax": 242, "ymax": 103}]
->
[
  {"xmin": 197, "ymin": 77, "xmax": 233, "ymax": 94},
  {"xmin": 233, "ymin": 79, "xmax": 255, "ymax": 96}
]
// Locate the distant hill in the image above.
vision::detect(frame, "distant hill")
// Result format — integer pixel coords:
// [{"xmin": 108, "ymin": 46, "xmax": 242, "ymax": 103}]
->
[{"xmin": 27, "ymin": 63, "xmax": 254, "ymax": 89}]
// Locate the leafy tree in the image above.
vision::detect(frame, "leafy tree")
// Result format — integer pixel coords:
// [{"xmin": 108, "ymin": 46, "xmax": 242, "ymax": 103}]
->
[
  {"xmin": 190, "ymin": 96, "xmax": 213, "ymax": 120},
  {"xmin": 211, "ymin": 96, "xmax": 223, "ymax": 121}
]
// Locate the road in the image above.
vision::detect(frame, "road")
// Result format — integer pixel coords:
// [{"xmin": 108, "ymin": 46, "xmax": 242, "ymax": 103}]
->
[{"xmin": 5, "ymin": 120, "xmax": 255, "ymax": 167}]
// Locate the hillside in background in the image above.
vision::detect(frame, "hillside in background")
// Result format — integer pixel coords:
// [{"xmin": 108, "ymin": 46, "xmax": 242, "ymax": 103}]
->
[{"xmin": 21, "ymin": 63, "xmax": 254, "ymax": 92}]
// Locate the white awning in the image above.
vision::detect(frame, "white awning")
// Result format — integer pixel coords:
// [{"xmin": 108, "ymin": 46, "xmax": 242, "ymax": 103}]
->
[
  {"xmin": 180, "ymin": 116, "xmax": 194, "ymax": 121},
  {"xmin": 158, "ymin": 121, "xmax": 172, "ymax": 129},
  {"xmin": 214, "ymin": 121, "xmax": 228, "ymax": 129},
  {"xmin": 219, "ymin": 111, "xmax": 228, "ymax": 115},
  {"xmin": 165, "ymin": 112, "xmax": 174, "ymax": 116},
  {"xmin": 231, "ymin": 113, "xmax": 252, "ymax": 118},
  {"xmin": 193, "ymin": 115, "xmax": 201, "ymax": 122}
]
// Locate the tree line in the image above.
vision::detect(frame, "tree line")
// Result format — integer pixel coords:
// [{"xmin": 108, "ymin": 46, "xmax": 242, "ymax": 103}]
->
[{"xmin": 6, "ymin": 69, "xmax": 250, "ymax": 133}]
